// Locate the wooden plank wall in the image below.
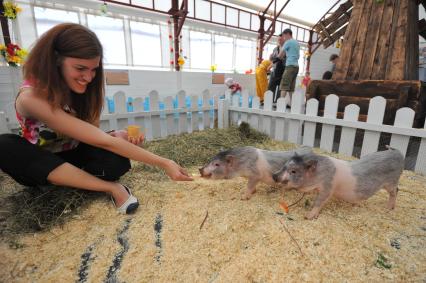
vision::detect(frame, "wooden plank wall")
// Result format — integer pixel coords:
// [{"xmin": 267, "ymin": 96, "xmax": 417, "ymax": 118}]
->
[{"xmin": 334, "ymin": 0, "xmax": 419, "ymax": 81}]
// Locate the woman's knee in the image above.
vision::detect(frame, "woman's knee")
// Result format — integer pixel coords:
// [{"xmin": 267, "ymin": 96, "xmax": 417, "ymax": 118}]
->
[
  {"xmin": 85, "ymin": 150, "xmax": 131, "ymax": 181},
  {"xmin": 103, "ymin": 155, "xmax": 131, "ymax": 181},
  {"xmin": 0, "ymin": 134, "xmax": 22, "ymax": 148}
]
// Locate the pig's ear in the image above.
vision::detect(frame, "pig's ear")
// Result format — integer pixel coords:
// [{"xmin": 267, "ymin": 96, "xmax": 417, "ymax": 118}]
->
[
  {"xmin": 225, "ymin": 155, "xmax": 235, "ymax": 166},
  {"xmin": 305, "ymin": 159, "xmax": 318, "ymax": 172}
]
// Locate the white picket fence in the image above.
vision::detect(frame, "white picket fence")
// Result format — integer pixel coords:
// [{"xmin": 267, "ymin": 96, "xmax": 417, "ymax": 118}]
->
[
  {"xmin": 100, "ymin": 90, "xmax": 219, "ymax": 140},
  {"xmin": 218, "ymin": 90, "xmax": 426, "ymax": 175},
  {"xmin": 0, "ymin": 90, "xmax": 220, "ymax": 141}
]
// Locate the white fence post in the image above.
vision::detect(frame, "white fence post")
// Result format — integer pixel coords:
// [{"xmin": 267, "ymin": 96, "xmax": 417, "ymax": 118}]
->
[
  {"xmin": 149, "ymin": 90, "xmax": 161, "ymax": 140},
  {"xmin": 274, "ymin": 97, "xmax": 288, "ymax": 141},
  {"xmin": 361, "ymin": 96, "xmax": 386, "ymax": 157},
  {"xmin": 218, "ymin": 99, "xmax": 230, "ymax": 129},
  {"xmin": 415, "ymin": 119, "xmax": 426, "ymax": 175},
  {"xmin": 320, "ymin": 94, "xmax": 339, "ymax": 152},
  {"xmin": 338, "ymin": 104, "xmax": 360, "ymax": 156},
  {"xmin": 190, "ymin": 95, "xmax": 199, "ymax": 133},
  {"xmin": 164, "ymin": 96, "xmax": 175, "ymax": 136},
  {"xmin": 0, "ymin": 111, "xmax": 9, "ymax": 134},
  {"xmin": 133, "ymin": 97, "xmax": 146, "ymax": 135},
  {"xmin": 390, "ymin": 108, "xmax": 415, "ymax": 157},
  {"xmin": 101, "ymin": 97, "xmax": 109, "ymax": 115},
  {"xmin": 240, "ymin": 91, "xmax": 249, "ymax": 124},
  {"xmin": 249, "ymin": 96, "xmax": 260, "ymax": 131},
  {"xmin": 231, "ymin": 94, "xmax": 240, "ymax": 126},
  {"xmin": 113, "ymin": 91, "xmax": 128, "ymax": 130},
  {"xmin": 177, "ymin": 91, "xmax": 187, "ymax": 134},
  {"xmin": 202, "ymin": 91, "xmax": 210, "ymax": 130},
  {"xmin": 288, "ymin": 92, "xmax": 305, "ymax": 144},
  {"xmin": 262, "ymin": 91, "xmax": 273, "ymax": 136},
  {"xmin": 302, "ymin": 99, "xmax": 319, "ymax": 147}
]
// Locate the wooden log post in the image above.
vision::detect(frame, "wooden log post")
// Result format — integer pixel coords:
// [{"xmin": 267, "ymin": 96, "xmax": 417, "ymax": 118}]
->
[{"xmin": 334, "ymin": 0, "xmax": 419, "ymax": 81}]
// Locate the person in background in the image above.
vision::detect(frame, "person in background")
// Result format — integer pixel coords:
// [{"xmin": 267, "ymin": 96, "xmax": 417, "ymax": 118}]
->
[
  {"xmin": 255, "ymin": 59, "xmax": 272, "ymax": 105},
  {"xmin": 268, "ymin": 33, "xmax": 286, "ymax": 103},
  {"xmin": 278, "ymin": 28, "xmax": 300, "ymax": 106},
  {"xmin": 329, "ymin": 53, "xmax": 339, "ymax": 73},
  {"xmin": 301, "ymin": 71, "xmax": 311, "ymax": 88},
  {"xmin": 224, "ymin": 78, "xmax": 242, "ymax": 96},
  {"xmin": 0, "ymin": 23, "xmax": 193, "ymax": 215},
  {"xmin": 322, "ymin": 71, "xmax": 333, "ymax": 80}
]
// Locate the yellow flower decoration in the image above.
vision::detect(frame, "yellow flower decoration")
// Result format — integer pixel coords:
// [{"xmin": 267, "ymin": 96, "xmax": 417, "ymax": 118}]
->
[
  {"xmin": 0, "ymin": 43, "xmax": 27, "ymax": 67},
  {"xmin": 2, "ymin": 1, "xmax": 22, "ymax": 20},
  {"xmin": 177, "ymin": 56, "xmax": 185, "ymax": 66},
  {"xmin": 210, "ymin": 64, "xmax": 217, "ymax": 72},
  {"xmin": 16, "ymin": 49, "xmax": 27, "ymax": 57}
]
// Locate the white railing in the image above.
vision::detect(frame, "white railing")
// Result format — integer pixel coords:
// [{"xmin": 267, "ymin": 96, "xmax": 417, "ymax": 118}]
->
[
  {"xmin": 0, "ymin": 90, "xmax": 220, "ymax": 141},
  {"xmin": 218, "ymin": 91, "xmax": 426, "ymax": 175}
]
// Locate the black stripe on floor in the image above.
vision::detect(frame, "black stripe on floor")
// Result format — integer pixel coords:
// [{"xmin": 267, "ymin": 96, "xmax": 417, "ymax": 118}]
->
[
  {"xmin": 154, "ymin": 214, "xmax": 163, "ymax": 263},
  {"xmin": 105, "ymin": 218, "xmax": 132, "ymax": 282}
]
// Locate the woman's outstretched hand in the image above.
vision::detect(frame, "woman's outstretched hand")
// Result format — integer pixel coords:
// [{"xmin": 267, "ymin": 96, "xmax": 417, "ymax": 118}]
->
[{"xmin": 164, "ymin": 160, "xmax": 193, "ymax": 181}]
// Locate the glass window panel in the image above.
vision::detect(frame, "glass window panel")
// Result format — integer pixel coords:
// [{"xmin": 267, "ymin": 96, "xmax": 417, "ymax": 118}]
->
[
  {"xmin": 282, "ymin": 23, "xmax": 290, "ymax": 31},
  {"xmin": 188, "ymin": 0, "xmax": 195, "ymax": 17},
  {"xmin": 154, "ymin": 0, "xmax": 170, "ymax": 12},
  {"xmin": 33, "ymin": 7, "xmax": 79, "ymax": 37},
  {"xmin": 274, "ymin": 22, "xmax": 281, "ymax": 36},
  {"xmin": 297, "ymin": 28, "xmax": 305, "ymax": 41},
  {"xmin": 195, "ymin": 0, "xmax": 210, "ymax": 20},
  {"xmin": 304, "ymin": 30, "xmax": 311, "ymax": 42},
  {"xmin": 212, "ymin": 3, "xmax": 225, "ymax": 24},
  {"xmin": 214, "ymin": 35, "xmax": 233, "ymax": 70},
  {"xmin": 265, "ymin": 19, "xmax": 272, "ymax": 31},
  {"xmin": 226, "ymin": 8, "xmax": 238, "ymax": 27},
  {"xmin": 251, "ymin": 15, "xmax": 259, "ymax": 31},
  {"xmin": 235, "ymin": 39, "xmax": 253, "ymax": 71},
  {"xmin": 239, "ymin": 12, "xmax": 250, "ymax": 29},
  {"xmin": 190, "ymin": 31, "xmax": 211, "ymax": 69},
  {"xmin": 133, "ymin": 0, "xmax": 153, "ymax": 8},
  {"xmin": 263, "ymin": 43, "xmax": 276, "ymax": 60},
  {"xmin": 130, "ymin": 21, "xmax": 162, "ymax": 66},
  {"xmin": 87, "ymin": 15, "xmax": 126, "ymax": 65}
]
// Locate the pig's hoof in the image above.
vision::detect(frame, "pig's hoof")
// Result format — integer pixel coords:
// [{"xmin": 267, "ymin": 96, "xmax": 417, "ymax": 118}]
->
[
  {"xmin": 387, "ymin": 203, "xmax": 396, "ymax": 210},
  {"xmin": 241, "ymin": 194, "xmax": 252, "ymax": 200},
  {"xmin": 304, "ymin": 211, "xmax": 319, "ymax": 220}
]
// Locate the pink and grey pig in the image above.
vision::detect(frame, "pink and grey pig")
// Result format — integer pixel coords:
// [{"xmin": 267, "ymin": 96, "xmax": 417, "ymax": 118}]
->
[
  {"xmin": 199, "ymin": 146, "xmax": 311, "ymax": 200},
  {"xmin": 272, "ymin": 148, "xmax": 404, "ymax": 220}
]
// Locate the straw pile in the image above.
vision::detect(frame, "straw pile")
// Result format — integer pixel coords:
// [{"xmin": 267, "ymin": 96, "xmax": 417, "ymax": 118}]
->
[{"xmin": 0, "ymin": 125, "xmax": 425, "ymax": 282}]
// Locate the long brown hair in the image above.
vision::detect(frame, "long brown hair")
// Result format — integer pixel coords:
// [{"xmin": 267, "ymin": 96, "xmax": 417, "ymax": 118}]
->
[{"xmin": 23, "ymin": 23, "xmax": 104, "ymax": 123}]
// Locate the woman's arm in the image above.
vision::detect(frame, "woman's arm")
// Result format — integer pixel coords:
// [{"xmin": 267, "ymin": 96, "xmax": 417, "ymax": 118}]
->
[{"xmin": 17, "ymin": 90, "xmax": 192, "ymax": 181}]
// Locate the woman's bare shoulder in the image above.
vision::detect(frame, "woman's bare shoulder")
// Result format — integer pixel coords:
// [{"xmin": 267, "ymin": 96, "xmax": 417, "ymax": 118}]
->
[{"xmin": 16, "ymin": 88, "xmax": 50, "ymax": 117}]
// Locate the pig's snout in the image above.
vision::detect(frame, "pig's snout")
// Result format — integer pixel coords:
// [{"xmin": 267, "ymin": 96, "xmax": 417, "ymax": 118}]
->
[
  {"xmin": 272, "ymin": 173, "xmax": 280, "ymax": 182},
  {"xmin": 199, "ymin": 167, "xmax": 212, "ymax": 178},
  {"xmin": 273, "ymin": 172, "xmax": 288, "ymax": 185}
]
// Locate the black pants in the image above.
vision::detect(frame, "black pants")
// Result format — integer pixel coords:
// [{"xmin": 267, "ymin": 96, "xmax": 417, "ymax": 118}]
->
[
  {"xmin": 0, "ymin": 134, "xmax": 130, "ymax": 187},
  {"xmin": 268, "ymin": 74, "xmax": 283, "ymax": 103}
]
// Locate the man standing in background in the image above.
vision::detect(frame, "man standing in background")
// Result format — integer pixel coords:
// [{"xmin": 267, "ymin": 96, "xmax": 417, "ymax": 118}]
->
[
  {"xmin": 268, "ymin": 33, "xmax": 286, "ymax": 103},
  {"xmin": 278, "ymin": 28, "xmax": 300, "ymax": 106}
]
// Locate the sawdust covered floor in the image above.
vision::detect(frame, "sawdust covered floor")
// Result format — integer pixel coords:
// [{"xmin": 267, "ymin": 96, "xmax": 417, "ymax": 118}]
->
[{"xmin": 0, "ymin": 129, "xmax": 425, "ymax": 282}]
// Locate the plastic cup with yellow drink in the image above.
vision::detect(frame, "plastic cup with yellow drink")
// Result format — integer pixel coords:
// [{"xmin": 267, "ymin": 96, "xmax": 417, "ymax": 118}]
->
[{"xmin": 127, "ymin": 125, "xmax": 144, "ymax": 141}]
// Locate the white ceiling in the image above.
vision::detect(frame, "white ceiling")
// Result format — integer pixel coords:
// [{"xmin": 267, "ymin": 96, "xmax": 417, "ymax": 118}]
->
[{"xmin": 221, "ymin": 0, "xmax": 342, "ymax": 26}]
